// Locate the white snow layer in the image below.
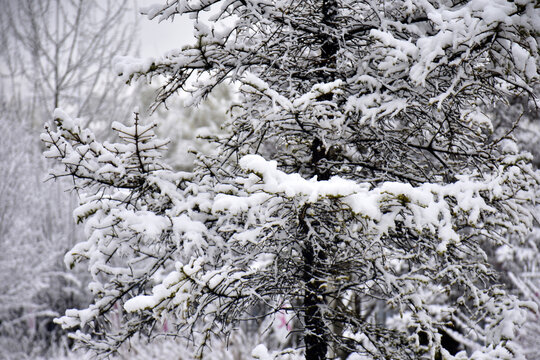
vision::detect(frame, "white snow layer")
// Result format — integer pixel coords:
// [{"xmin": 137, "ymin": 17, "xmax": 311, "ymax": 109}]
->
[{"xmin": 233, "ymin": 154, "xmax": 508, "ymax": 252}]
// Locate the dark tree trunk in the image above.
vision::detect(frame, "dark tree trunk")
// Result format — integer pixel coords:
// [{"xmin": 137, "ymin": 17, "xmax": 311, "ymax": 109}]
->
[
  {"xmin": 301, "ymin": 2, "xmax": 340, "ymax": 359},
  {"xmin": 302, "ymin": 240, "xmax": 328, "ymax": 360}
]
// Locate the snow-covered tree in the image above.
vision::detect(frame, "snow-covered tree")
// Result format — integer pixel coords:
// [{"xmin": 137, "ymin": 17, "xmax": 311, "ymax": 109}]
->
[{"xmin": 44, "ymin": 1, "xmax": 540, "ymax": 359}]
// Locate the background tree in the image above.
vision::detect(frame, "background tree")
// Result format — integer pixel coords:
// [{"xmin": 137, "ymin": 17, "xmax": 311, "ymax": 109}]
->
[
  {"xmin": 0, "ymin": 0, "xmax": 137, "ymax": 357},
  {"xmin": 491, "ymin": 84, "xmax": 540, "ymax": 359},
  {"xmin": 0, "ymin": 0, "xmax": 136, "ymax": 130},
  {"xmin": 46, "ymin": 1, "xmax": 539, "ymax": 360}
]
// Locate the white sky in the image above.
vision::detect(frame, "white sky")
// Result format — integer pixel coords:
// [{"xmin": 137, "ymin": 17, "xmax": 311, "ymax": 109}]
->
[{"xmin": 136, "ymin": 0, "xmax": 195, "ymax": 57}]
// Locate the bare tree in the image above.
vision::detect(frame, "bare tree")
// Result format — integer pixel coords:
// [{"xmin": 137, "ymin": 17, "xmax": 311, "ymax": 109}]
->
[{"xmin": 0, "ymin": 0, "xmax": 136, "ymax": 130}]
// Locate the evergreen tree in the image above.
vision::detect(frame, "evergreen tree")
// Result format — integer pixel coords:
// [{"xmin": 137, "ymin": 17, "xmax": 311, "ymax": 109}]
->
[{"xmin": 45, "ymin": 1, "xmax": 539, "ymax": 359}]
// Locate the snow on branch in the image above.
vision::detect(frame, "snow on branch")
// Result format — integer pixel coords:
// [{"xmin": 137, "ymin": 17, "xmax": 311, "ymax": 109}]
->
[{"xmin": 231, "ymin": 154, "xmax": 535, "ymax": 254}]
